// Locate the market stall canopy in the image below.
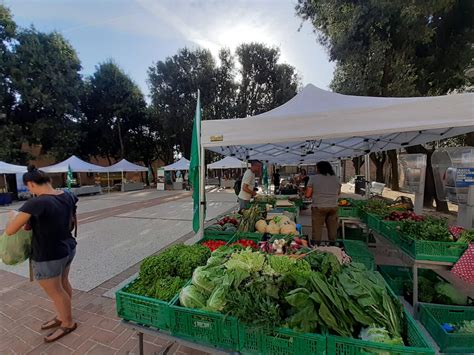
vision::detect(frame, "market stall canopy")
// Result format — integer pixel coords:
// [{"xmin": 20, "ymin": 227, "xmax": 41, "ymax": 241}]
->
[
  {"xmin": 41, "ymin": 155, "xmax": 107, "ymax": 173},
  {"xmin": 106, "ymin": 159, "xmax": 148, "ymax": 172},
  {"xmin": 0, "ymin": 161, "xmax": 27, "ymax": 174},
  {"xmin": 201, "ymin": 84, "xmax": 474, "ymax": 164},
  {"xmin": 163, "ymin": 157, "xmax": 190, "ymax": 171},
  {"xmin": 207, "ymin": 156, "xmax": 248, "ymax": 170}
]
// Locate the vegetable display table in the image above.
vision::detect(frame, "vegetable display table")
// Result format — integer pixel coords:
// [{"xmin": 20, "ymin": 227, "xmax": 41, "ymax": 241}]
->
[
  {"xmin": 122, "ymin": 182, "xmax": 144, "ymax": 192},
  {"xmin": 0, "ymin": 192, "xmax": 13, "ymax": 206},
  {"xmin": 120, "ymin": 321, "xmax": 236, "ymax": 355}
]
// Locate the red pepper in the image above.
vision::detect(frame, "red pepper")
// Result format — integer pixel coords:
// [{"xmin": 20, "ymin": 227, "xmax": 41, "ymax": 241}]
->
[{"xmin": 202, "ymin": 240, "xmax": 226, "ymax": 251}]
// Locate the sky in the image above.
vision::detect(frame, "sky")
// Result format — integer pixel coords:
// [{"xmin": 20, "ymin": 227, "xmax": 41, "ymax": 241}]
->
[{"xmin": 4, "ymin": 0, "xmax": 335, "ymax": 99}]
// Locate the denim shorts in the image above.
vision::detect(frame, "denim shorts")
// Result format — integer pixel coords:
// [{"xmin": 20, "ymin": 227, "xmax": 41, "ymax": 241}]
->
[
  {"xmin": 32, "ymin": 248, "xmax": 76, "ymax": 280},
  {"xmin": 238, "ymin": 198, "xmax": 250, "ymax": 210}
]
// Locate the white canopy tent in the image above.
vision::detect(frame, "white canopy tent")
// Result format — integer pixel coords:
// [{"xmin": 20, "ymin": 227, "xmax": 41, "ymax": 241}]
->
[
  {"xmin": 196, "ymin": 84, "xmax": 474, "ymax": 235},
  {"xmin": 106, "ymin": 159, "xmax": 148, "ymax": 172},
  {"xmin": 163, "ymin": 157, "xmax": 190, "ymax": 171},
  {"xmin": 41, "ymin": 155, "xmax": 107, "ymax": 173},
  {"xmin": 202, "ymin": 84, "xmax": 474, "ymax": 164},
  {"xmin": 0, "ymin": 161, "xmax": 27, "ymax": 174},
  {"xmin": 207, "ymin": 156, "xmax": 247, "ymax": 170}
]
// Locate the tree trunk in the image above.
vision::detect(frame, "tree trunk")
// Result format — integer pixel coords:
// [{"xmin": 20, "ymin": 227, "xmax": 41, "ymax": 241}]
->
[
  {"xmin": 117, "ymin": 121, "xmax": 125, "ymax": 159},
  {"xmin": 370, "ymin": 152, "xmax": 386, "ymax": 183},
  {"xmin": 352, "ymin": 156, "xmax": 364, "ymax": 175},
  {"xmin": 405, "ymin": 145, "xmax": 449, "ymax": 212},
  {"xmin": 465, "ymin": 132, "xmax": 474, "ymax": 146},
  {"xmin": 387, "ymin": 150, "xmax": 400, "ymax": 191}
]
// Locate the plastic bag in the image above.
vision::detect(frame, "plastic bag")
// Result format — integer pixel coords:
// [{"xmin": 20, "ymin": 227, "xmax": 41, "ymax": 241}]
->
[{"xmin": 0, "ymin": 228, "xmax": 32, "ymax": 265}]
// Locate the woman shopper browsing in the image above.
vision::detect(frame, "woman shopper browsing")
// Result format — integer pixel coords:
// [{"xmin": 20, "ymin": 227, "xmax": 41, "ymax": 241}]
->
[
  {"xmin": 5, "ymin": 166, "xmax": 78, "ymax": 343},
  {"xmin": 307, "ymin": 161, "xmax": 341, "ymax": 242}
]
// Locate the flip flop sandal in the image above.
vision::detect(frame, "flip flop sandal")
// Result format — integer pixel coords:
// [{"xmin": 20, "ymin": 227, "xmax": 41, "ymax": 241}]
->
[
  {"xmin": 41, "ymin": 317, "xmax": 62, "ymax": 330},
  {"xmin": 44, "ymin": 323, "xmax": 77, "ymax": 343}
]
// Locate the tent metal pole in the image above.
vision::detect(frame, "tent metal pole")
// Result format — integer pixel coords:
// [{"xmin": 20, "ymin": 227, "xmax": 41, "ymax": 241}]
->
[
  {"xmin": 365, "ymin": 153, "xmax": 370, "ymax": 198},
  {"xmin": 121, "ymin": 170, "xmax": 124, "ymax": 192},
  {"xmin": 107, "ymin": 172, "xmax": 110, "ymax": 193},
  {"xmin": 3, "ymin": 174, "xmax": 7, "ymax": 192}
]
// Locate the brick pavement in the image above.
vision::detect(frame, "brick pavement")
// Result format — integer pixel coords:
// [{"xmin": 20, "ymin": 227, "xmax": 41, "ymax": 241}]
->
[{"xmin": 0, "ymin": 191, "xmax": 213, "ymax": 355}]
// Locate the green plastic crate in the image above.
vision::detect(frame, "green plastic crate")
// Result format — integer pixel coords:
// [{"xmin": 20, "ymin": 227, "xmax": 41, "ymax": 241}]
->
[
  {"xmin": 230, "ymin": 232, "xmax": 264, "ymax": 243},
  {"xmin": 327, "ymin": 310, "xmax": 434, "ymax": 354},
  {"xmin": 378, "ymin": 265, "xmax": 412, "ymax": 296},
  {"xmin": 115, "ymin": 278, "xmax": 172, "ymax": 331},
  {"xmin": 203, "ymin": 228, "xmax": 236, "ymax": 240},
  {"xmin": 342, "ymin": 240, "xmax": 375, "ymax": 270},
  {"xmin": 238, "ymin": 324, "xmax": 326, "ymax": 355},
  {"xmin": 169, "ymin": 299, "xmax": 239, "ymax": 350},
  {"xmin": 419, "ymin": 303, "xmax": 474, "ymax": 354},
  {"xmin": 366, "ymin": 213, "xmax": 383, "ymax": 232},
  {"xmin": 379, "ymin": 220, "xmax": 402, "ymax": 245},
  {"xmin": 399, "ymin": 235, "xmax": 468, "ymax": 263},
  {"xmin": 338, "ymin": 207, "xmax": 360, "ymax": 218},
  {"xmin": 358, "ymin": 209, "xmax": 368, "ymax": 224}
]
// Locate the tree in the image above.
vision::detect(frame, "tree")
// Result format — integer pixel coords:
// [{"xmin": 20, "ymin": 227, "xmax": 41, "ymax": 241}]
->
[
  {"xmin": 235, "ymin": 43, "xmax": 299, "ymax": 117},
  {"xmin": 296, "ymin": 0, "xmax": 474, "ymax": 210},
  {"xmin": 81, "ymin": 61, "xmax": 147, "ymax": 163},
  {"xmin": 9, "ymin": 28, "xmax": 84, "ymax": 159}
]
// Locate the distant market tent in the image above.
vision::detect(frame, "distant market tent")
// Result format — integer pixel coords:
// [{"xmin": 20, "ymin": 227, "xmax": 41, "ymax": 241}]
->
[
  {"xmin": 41, "ymin": 155, "xmax": 107, "ymax": 173},
  {"xmin": 163, "ymin": 157, "xmax": 190, "ymax": 171},
  {"xmin": 106, "ymin": 159, "xmax": 148, "ymax": 172},
  {"xmin": 0, "ymin": 161, "xmax": 27, "ymax": 174},
  {"xmin": 207, "ymin": 156, "xmax": 247, "ymax": 170}
]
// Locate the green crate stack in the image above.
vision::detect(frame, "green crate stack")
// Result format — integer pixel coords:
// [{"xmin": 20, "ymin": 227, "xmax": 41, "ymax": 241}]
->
[
  {"xmin": 238, "ymin": 324, "xmax": 326, "ymax": 355},
  {"xmin": 115, "ymin": 278, "xmax": 173, "ymax": 331},
  {"xmin": 200, "ymin": 230, "xmax": 236, "ymax": 243},
  {"xmin": 230, "ymin": 232, "xmax": 264, "ymax": 243},
  {"xmin": 338, "ymin": 206, "xmax": 360, "ymax": 218},
  {"xmin": 366, "ymin": 213, "xmax": 383, "ymax": 232},
  {"xmin": 327, "ymin": 309, "xmax": 434, "ymax": 355},
  {"xmin": 378, "ymin": 265, "xmax": 411, "ymax": 296},
  {"xmin": 358, "ymin": 209, "xmax": 369, "ymax": 224},
  {"xmin": 401, "ymin": 237, "xmax": 468, "ymax": 263},
  {"xmin": 379, "ymin": 220, "xmax": 402, "ymax": 245},
  {"xmin": 169, "ymin": 300, "xmax": 240, "ymax": 350},
  {"xmin": 419, "ymin": 303, "xmax": 474, "ymax": 354},
  {"xmin": 342, "ymin": 240, "xmax": 375, "ymax": 270}
]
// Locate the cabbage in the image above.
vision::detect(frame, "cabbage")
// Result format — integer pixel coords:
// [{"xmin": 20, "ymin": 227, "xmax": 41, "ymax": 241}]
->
[
  {"xmin": 360, "ymin": 325, "xmax": 404, "ymax": 346},
  {"xmin": 435, "ymin": 282, "xmax": 467, "ymax": 305},
  {"xmin": 179, "ymin": 285, "xmax": 207, "ymax": 309},
  {"xmin": 191, "ymin": 265, "xmax": 225, "ymax": 294},
  {"xmin": 206, "ymin": 286, "xmax": 227, "ymax": 312},
  {"xmin": 225, "ymin": 250, "xmax": 265, "ymax": 273}
]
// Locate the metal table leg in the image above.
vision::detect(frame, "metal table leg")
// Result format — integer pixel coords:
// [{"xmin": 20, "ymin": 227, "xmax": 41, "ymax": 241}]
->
[
  {"xmin": 138, "ymin": 331, "xmax": 144, "ymax": 355},
  {"xmin": 412, "ymin": 263, "xmax": 418, "ymax": 307}
]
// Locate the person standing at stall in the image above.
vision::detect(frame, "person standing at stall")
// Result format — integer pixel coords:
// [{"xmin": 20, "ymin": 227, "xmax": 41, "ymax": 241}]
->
[
  {"xmin": 5, "ymin": 166, "xmax": 78, "ymax": 343},
  {"xmin": 307, "ymin": 161, "xmax": 341, "ymax": 242},
  {"xmin": 238, "ymin": 161, "xmax": 259, "ymax": 210},
  {"xmin": 272, "ymin": 169, "xmax": 281, "ymax": 193}
]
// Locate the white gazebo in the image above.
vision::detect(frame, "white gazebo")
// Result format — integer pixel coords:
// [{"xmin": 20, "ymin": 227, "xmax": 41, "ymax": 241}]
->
[
  {"xmin": 208, "ymin": 156, "xmax": 247, "ymax": 189},
  {"xmin": 196, "ymin": 84, "xmax": 474, "ymax": 233},
  {"xmin": 163, "ymin": 157, "xmax": 190, "ymax": 171},
  {"xmin": 0, "ymin": 162, "xmax": 27, "ymax": 197},
  {"xmin": 41, "ymin": 155, "xmax": 107, "ymax": 195},
  {"xmin": 106, "ymin": 159, "xmax": 148, "ymax": 192}
]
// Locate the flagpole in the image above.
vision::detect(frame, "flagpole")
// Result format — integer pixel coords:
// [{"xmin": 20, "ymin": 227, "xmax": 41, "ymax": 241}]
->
[{"xmin": 197, "ymin": 90, "xmax": 205, "ymax": 238}]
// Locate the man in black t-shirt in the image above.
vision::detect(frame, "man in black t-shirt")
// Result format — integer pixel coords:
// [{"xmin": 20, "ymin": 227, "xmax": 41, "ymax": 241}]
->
[{"xmin": 273, "ymin": 169, "xmax": 281, "ymax": 193}]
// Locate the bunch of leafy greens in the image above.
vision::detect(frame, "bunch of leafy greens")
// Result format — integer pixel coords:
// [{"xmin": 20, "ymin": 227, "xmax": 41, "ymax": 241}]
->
[
  {"xmin": 359, "ymin": 326, "xmax": 403, "ymax": 345},
  {"xmin": 179, "ymin": 248, "xmax": 404, "ymax": 344},
  {"xmin": 399, "ymin": 217, "xmax": 451, "ymax": 242},
  {"xmin": 127, "ymin": 243, "xmax": 210, "ymax": 301}
]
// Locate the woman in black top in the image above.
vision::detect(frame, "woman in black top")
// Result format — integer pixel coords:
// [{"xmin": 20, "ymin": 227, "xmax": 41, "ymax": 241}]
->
[{"xmin": 6, "ymin": 166, "xmax": 78, "ymax": 343}]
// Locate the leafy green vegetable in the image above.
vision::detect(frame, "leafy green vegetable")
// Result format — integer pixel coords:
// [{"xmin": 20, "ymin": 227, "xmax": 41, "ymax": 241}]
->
[
  {"xmin": 399, "ymin": 217, "xmax": 451, "ymax": 242},
  {"xmin": 205, "ymin": 285, "xmax": 228, "ymax": 312},
  {"xmin": 304, "ymin": 251, "xmax": 341, "ymax": 276},
  {"xmin": 435, "ymin": 282, "xmax": 467, "ymax": 305},
  {"xmin": 360, "ymin": 325, "xmax": 404, "ymax": 346},
  {"xmin": 154, "ymin": 276, "xmax": 186, "ymax": 301},
  {"xmin": 267, "ymin": 255, "xmax": 311, "ymax": 276},
  {"xmin": 225, "ymin": 249, "xmax": 266, "ymax": 273},
  {"xmin": 458, "ymin": 230, "xmax": 474, "ymax": 243},
  {"xmin": 179, "ymin": 285, "xmax": 207, "ymax": 309},
  {"xmin": 125, "ymin": 278, "xmax": 154, "ymax": 298},
  {"xmin": 457, "ymin": 320, "xmax": 474, "ymax": 334}
]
